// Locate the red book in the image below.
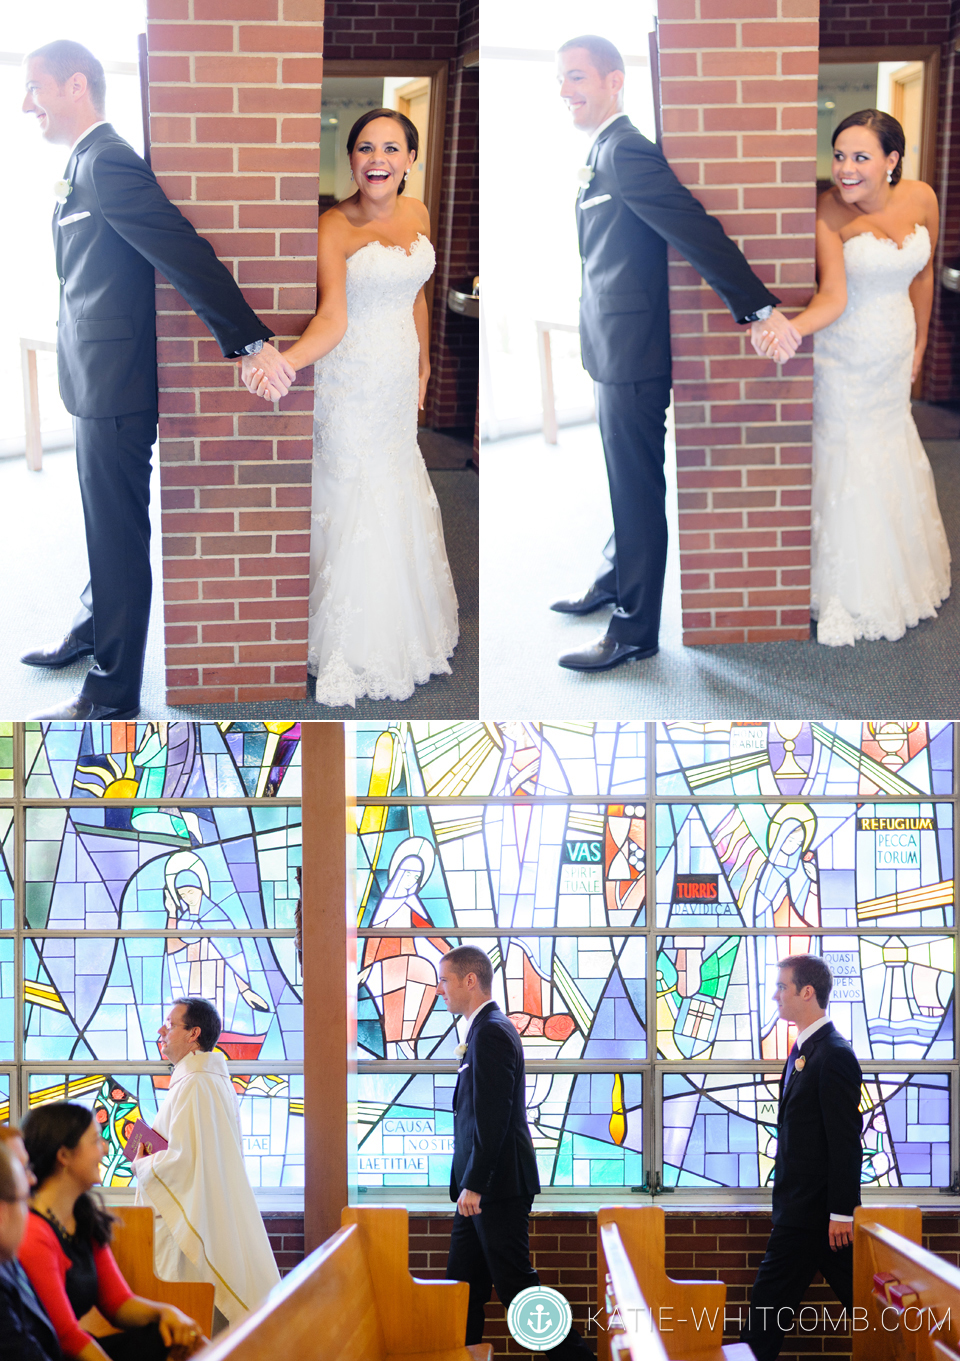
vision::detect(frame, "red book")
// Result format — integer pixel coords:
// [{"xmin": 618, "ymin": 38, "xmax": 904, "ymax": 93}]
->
[
  {"xmin": 887, "ymin": 1282, "xmax": 920, "ymax": 1310},
  {"xmin": 122, "ymin": 1118, "xmax": 168, "ymax": 1162},
  {"xmin": 872, "ymin": 1272, "xmax": 898, "ymax": 1301}
]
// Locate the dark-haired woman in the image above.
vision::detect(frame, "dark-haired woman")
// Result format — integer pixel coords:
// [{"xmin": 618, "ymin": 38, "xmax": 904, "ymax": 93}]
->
[
  {"xmin": 245, "ymin": 108, "xmax": 458, "ymax": 705},
  {"xmin": 757, "ymin": 109, "xmax": 949, "ymax": 646},
  {"xmin": 18, "ymin": 1104, "xmax": 204, "ymax": 1361}
]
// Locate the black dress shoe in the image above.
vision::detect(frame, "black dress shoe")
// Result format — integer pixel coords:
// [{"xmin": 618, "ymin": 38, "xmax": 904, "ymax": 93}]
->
[
  {"xmin": 550, "ymin": 584, "xmax": 618, "ymax": 615},
  {"xmin": 20, "ymin": 633, "xmax": 96, "ymax": 668},
  {"xmin": 29, "ymin": 694, "xmax": 140, "ymax": 720},
  {"xmin": 558, "ymin": 635, "xmax": 659, "ymax": 672}
]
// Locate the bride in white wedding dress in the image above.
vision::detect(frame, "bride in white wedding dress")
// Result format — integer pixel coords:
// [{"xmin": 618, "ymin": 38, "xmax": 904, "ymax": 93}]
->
[
  {"xmin": 757, "ymin": 109, "xmax": 950, "ymax": 646},
  {"xmin": 246, "ymin": 109, "xmax": 458, "ymax": 704}
]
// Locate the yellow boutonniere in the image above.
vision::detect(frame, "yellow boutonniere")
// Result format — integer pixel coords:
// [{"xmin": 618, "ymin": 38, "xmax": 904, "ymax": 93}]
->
[
  {"xmin": 794, "ymin": 1055, "xmax": 806, "ymax": 1071},
  {"xmin": 455, "ymin": 1043, "xmax": 468, "ymax": 1057}
]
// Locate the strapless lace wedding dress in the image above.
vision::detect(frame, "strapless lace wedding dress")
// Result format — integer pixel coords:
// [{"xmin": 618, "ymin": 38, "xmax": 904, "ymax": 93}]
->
[
  {"xmin": 811, "ymin": 224, "xmax": 950, "ymax": 646},
  {"xmin": 308, "ymin": 233, "xmax": 458, "ymax": 705}
]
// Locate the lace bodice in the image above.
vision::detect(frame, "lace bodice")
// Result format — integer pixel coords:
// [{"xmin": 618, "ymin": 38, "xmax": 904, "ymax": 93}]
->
[
  {"xmin": 308, "ymin": 231, "xmax": 458, "ymax": 705},
  {"xmin": 812, "ymin": 223, "xmax": 950, "ymax": 645}
]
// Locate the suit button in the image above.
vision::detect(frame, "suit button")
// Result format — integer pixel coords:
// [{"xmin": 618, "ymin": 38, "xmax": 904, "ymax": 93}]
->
[{"xmin": 59, "ymin": 276, "xmax": 66, "ymax": 285}]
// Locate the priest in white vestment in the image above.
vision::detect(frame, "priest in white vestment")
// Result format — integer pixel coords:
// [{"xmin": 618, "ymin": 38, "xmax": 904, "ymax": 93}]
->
[{"xmin": 134, "ymin": 997, "xmax": 281, "ymax": 1326}]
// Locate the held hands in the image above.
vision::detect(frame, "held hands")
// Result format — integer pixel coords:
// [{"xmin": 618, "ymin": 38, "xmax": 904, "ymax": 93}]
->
[
  {"xmin": 457, "ymin": 1188, "xmax": 482, "ymax": 1217},
  {"xmin": 828, "ymin": 1219, "xmax": 853, "ymax": 1251},
  {"xmin": 157, "ymin": 1303, "xmax": 206, "ymax": 1357},
  {"xmin": 239, "ymin": 343, "xmax": 297, "ymax": 402},
  {"xmin": 750, "ymin": 309, "xmax": 803, "ymax": 365}
]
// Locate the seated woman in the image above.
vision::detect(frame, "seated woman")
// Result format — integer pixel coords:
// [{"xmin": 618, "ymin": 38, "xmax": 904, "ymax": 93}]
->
[{"xmin": 18, "ymin": 1103, "xmax": 205, "ymax": 1361}]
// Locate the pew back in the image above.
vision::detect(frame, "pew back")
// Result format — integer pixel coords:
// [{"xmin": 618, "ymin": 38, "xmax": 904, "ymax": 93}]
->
[
  {"xmin": 600, "ymin": 1221, "xmax": 671, "ymax": 1361},
  {"xmin": 853, "ymin": 1206, "xmax": 960, "ymax": 1361}
]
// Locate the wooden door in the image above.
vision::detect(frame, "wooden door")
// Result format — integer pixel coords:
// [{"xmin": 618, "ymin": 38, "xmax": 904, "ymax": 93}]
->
[{"xmin": 395, "ymin": 76, "xmax": 430, "ymax": 205}]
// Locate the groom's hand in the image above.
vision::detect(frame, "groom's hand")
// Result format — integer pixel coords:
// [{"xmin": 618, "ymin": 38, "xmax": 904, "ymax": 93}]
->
[
  {"xmin": 750, "ymin": 309, "xmax": 801, "ymax": 364},
  {"xmin": 457, "ymin": 1188, "xmax": 482, "ymax": 1217},
  {"xmin": 239, "ymin": 343, "xmax": 296, "ymax": 401}
]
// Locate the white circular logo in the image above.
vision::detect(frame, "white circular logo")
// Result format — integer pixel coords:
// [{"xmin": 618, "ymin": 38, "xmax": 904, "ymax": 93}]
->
[{"xmin": 507, "ymin": 1286, "xmax": 573, "ymax": 1351}]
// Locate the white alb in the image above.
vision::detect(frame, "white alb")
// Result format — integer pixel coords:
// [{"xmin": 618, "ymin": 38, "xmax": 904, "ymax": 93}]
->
[
  {"xmin": 812, "ymin": 224, "xmax": 951, "ymax": 645},
  {"xmin": 308, "ymin": 233, "xmax": 459, "ymax": 705}
]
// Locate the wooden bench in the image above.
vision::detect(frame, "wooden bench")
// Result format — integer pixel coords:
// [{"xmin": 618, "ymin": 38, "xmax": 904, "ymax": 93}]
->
[
  {"xmin": 79, "ymin": 1205, "xmax": 215, "ymax": 1339},
  {"xmin": 597, "ymin": 1207, "xmax": 753, "ymax": 1361},
  {"xmin": 191, "ymin": 1207, "xmax": 491, "ymax": 1361},
  {"xmin": 853, "ymin": 1204, "xmax": 960, "ymax": 1361}
]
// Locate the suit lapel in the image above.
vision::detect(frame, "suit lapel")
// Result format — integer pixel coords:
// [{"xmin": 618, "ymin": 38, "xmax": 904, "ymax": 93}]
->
[{"xmin": 778, "ymin": 1021, "xmax": 835, "ymax": 1123}]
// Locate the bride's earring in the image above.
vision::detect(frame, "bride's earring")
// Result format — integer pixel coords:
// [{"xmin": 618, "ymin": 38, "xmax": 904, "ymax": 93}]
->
[
  {"xmin": 887, "ymin": 168, "xmax": 893, "ymax": 184},
  {"xmin": 404, "ymin": 169, "xmax": 410, "ymax": 181}
]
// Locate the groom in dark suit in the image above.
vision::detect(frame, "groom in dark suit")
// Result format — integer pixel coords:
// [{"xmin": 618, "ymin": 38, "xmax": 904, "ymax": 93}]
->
[
  {"xmin": 553, "ymin": 36, "xmax": 802, "ymax": 671},
  {"xmin": 741, "ymin": 954, "xmax": 863, "ymax": 1361},
  {"xmin": 20, "ymin": 40, "xmax": 295, "ymax": 719},
  {"xmin": 439, "ymin": 947, "xmax": 592, "ymax": 1358}
]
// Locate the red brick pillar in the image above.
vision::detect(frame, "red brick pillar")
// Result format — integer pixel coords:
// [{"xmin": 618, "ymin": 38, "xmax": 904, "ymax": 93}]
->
[
  {"xmin": 146, "ymin": 0, "xmax": 323, "ymax": 704},
  {"xmin": 657, "ymin": 0, "xmax": 819, "ymax": 645}
]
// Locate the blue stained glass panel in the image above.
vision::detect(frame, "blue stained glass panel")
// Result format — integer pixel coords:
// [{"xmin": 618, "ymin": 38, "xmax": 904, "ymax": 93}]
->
[
  {"xmin": 663, "ymin": 1070, "xmax": 951, "ymax": 1189},
  {"xmin": 0, "ymin": 808, "xmax": 12, "ymax": 930},
  {"xmin": 354, "ymin": 721, "xmax": 645, "ymax": 798},
  {"xmin": 25, "ymin": 722, "xmax": 301, "ymax": 799},
  {"xmin": 356, "ymin": 1070, "xmax": 642, "ymax": 1189},
  {"xmin": 656, "ymin": 721, "xmax": 953, "ymax": 797},
  {"xmin": 26, "ymin": 1071, "xmax": 303, "ymax": 1188},
  {"xmin": 0, "ymin": 724, "xmax": 11, "ymax": 797},
  {"xmin": 0, "ymin": 1074, "xmax": 9, "ymax": 1124}
]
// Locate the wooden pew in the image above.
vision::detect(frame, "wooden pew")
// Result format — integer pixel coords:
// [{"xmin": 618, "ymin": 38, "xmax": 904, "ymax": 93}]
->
[
  {"xmin": 597, "ymin": 1207, "xmax": 753, "ymax": 1361},
  {"xmin": 191, "ymin": 1207, "xmax": 491, "ymax": 1361},
  {"xmin": 601, "ymin": 1221, "xmax": 671, "ymax": 1361},
  {"xmin": 853, "ymin": 1204, "xmax": 960, "ymax": 1361},
  {"xmin": 78, "ymin": 1205, "xmax": 215, "ymax": 1339}
]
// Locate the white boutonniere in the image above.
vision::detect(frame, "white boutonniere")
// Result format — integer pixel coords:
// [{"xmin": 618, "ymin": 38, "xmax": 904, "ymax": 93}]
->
[
  {"xmin": 54, "ymin": 179, "xmax": 73, "ymax": 205},
  {"xmin": 576, "ymin": 165, "xmax": 594, "ymax": 189},
  {"xmin": 794, "ymin": 1055, "xmax": 806, "ymax": 1072},
  {"xmin": 455, "ymin": 1043, "xmax": 468, "ymax": 1057}
]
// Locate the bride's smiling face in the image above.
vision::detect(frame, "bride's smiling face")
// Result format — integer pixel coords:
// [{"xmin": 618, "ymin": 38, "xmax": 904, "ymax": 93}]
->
[
  {"xmin": 350, "ymin": 118, "xmax": 416, "ymax": 201},
  {"xmin": 832, "ymin": 125, "xmax": 899, "ymax": 204}
]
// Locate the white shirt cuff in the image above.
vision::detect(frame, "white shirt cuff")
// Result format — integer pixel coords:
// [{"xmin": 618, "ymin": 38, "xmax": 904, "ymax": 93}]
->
[{"xmin": 830, "ymin": 1213, "xmax": 854, "ymax": 1222}]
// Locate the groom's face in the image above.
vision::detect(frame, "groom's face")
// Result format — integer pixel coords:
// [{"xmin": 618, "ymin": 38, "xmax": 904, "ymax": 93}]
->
[
  {"xmin": 22, "ymin": 58, "xmax": 76, "ymax": 145},
  {"xmin": 557, "ymin": 48, "xmax": 623, "ymax": 133}
]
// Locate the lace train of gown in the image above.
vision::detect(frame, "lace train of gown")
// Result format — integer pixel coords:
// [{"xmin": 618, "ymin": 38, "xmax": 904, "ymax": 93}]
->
[
  {"xmin": 308, "ymin": 233, "xmax": 458, "ymax": 704},
  {"xmin": 812, "ymin": 224, "xmax": 951, "ymax": 646}
]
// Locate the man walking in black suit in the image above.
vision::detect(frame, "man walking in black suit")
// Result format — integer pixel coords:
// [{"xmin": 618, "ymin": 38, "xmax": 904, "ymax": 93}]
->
[
  {"xmin": 741, "ymin": 954, "xmax": 863, "ymax": 1361},
  {"xmin": 553, "ymin": 36, "xmax": 802, "ymax": 672},
  {"xmin": 439, "ymin": 947, "xmax": 592, "ymax": 1357},
  {"xmin": 20, "ymin": 40, "xmax": 295, "ymax": 719}
]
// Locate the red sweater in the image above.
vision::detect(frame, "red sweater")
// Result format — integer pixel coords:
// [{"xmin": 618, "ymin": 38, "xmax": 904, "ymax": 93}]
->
[{"xmin": 18, "ymin": 1213, "xmax": 133, "ymax": 1357}]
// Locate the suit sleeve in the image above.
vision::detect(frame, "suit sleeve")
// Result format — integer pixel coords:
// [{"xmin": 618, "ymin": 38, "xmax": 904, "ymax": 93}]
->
[
  {"xmin": 820, "ymin": 1047, "xmax": 863, "ymax": 1216},
  {"xmin": 610, "ymin": 137, "xmax": 779, "ymax": 323},
  {"xmin": 88, "ymin": 141, "xmax": 272, "ymax": 356},
  {"xmin": 459, "ymin": 1024, "xmax": 520, "ymax": 1194}
]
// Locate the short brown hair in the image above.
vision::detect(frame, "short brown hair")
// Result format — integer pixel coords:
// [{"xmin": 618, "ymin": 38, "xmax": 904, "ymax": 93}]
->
[
  {"xmin": 174, "ymin": 996, "xmax": 222, "ymax": 1051},
  {"xmin": 0, "ymin": 1140, "xmax": 21, "ymax": 1204},
  {"xmin": 443, "ymin": 946, "xmax": 493, "ymax": 993},
  {"xmin": 780, "ymin": 954, "xmax": 833, "ymax": 1008},
  {"xmin": 558, "ymin": 35, "xmax": 625, "ymax": 78},
  {"xmin": 27, "ymin": 40, "xmax": 106, "ymax": 116}
]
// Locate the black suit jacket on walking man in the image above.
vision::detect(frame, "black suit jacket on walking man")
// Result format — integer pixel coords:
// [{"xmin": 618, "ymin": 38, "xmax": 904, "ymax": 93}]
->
[
  {"xmin": 740, "ymin": 1020, "xmax": 863, "ymax": 1361},
  {"xmin": 577, "ymin": 116, "xmax": 780, "ymax": 652},
  {"xmin": 52, "ymin": 123, "xmax": 271, "ymax": 712},
  {"xmin": 772, "ymin": 1020, "xmax": 863, "ymax": 1227},
  {"xmin": 450, "ymin": 1000, "xmax": 540, "ymax": 1202}
]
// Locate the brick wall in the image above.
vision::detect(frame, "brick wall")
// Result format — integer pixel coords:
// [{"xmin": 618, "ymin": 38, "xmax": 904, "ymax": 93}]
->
[
  {"xmin": 820, "ymin": 0, "xmax": 960, "ymax": 404},
  {"xmin": 263, "ymin": 1211, "xmax": 306, "ymax": 1275},
  {"xmin": 148, "ymin": 0, "xmax": 323, "ymax": 705},
  {"xmin": 658, "ymin": 0, "xmax": 819, "ymax": 646},
  {"xmin": 322, "ymin": 0, "xmax": 479, "ymax": 430}
]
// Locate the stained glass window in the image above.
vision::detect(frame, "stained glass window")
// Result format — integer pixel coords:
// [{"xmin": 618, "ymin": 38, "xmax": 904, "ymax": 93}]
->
[
  {"xmin": 352, "ymin": 721, "xmax": 958, "ymax": 1197},
  {"xmin": 0, "ymin": 723, "xmax": 12, "ymax": 797},
  {"xmin": 3, "ymin": 722, "xmax": 302, "ymax": 1197}
]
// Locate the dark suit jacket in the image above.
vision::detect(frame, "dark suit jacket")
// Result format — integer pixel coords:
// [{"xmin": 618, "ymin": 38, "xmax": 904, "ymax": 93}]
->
[
  {"xmin": 772, "ymin": 1020, "xmax": 863, "ymax": 1228},
  {"xmin": 53, "ymin": 124, "xmax": 271, "ymax": 419},
  {"xmin": 576, "ymin": 116, "xmax": 779, "ymax": 385},
  {"xmin": 0, "ymin": 1258, "xmax": 62, "ymax": 1361},
  {"xmin": 449, "ymin": 1001, "xmax": 541, "ymax": 1203}
]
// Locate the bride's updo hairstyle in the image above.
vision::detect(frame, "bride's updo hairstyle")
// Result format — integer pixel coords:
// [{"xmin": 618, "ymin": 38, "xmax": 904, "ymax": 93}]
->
[
  {"xmin": 831, "ymin": 109, "xmax": 906, "ymax": 186},
  {"xmin": 346, "ymin": 109, "xmax": 419, "ymax": 194}
]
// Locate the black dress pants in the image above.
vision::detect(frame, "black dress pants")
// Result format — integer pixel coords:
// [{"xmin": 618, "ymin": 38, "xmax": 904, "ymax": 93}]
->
[
  {"xmin": 446, "ymin": 1198, "xmax": 593, "ymax": 1358},
  {"xmin": 591, "ymin": 374, "xmax": 672, "ymax": 650},
  {"xmin": 71, "ymin": 409, "xmax": 157, "ymax": 709},
  {"xmin": 740, "ymin": 1223, "xmax": 854, "ymax": 1361}
]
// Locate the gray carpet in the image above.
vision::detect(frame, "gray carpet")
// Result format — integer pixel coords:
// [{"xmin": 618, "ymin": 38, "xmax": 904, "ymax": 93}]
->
[
  {"xmin": 1, "ymin": 441, "xmax": 477, "ymax": 719},
  {"xmin": 480, "ymin": 413, "xmax": 960, "ymax": 717}
]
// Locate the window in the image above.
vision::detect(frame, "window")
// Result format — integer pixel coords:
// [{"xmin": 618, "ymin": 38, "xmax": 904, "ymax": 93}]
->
[
  {"xmin": 351, "ymin": 721, "xmax": 956, "ymax": 1198},
  {"xmin": 2, "ymin": 721, "xmax": 303, "ymax": 1199}
]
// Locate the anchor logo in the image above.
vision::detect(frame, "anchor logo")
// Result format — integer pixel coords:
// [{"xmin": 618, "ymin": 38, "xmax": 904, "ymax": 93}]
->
[{"xmin": 507, "ymin": 1286, "xmax": 573, "ymax": 1351}]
